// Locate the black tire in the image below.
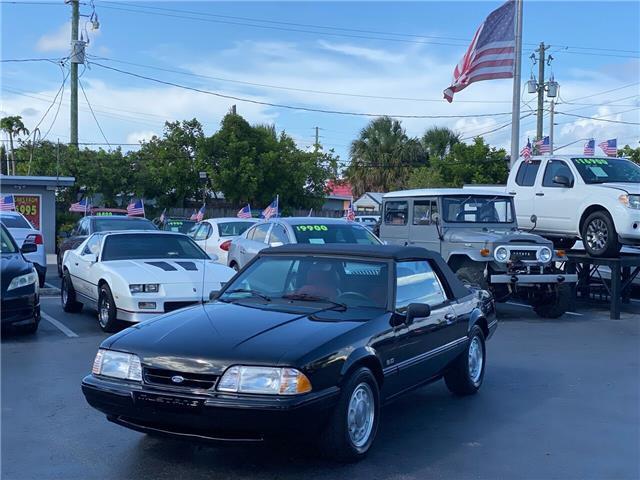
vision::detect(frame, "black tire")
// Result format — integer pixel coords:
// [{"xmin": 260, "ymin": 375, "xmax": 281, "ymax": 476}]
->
[
  {"xmin": 97, "ymin": 284, "xmax": 119, "ymax": 333},
  {"xmin": 552, "ymin": 237, "xmax": 576, "ymax": 250},
  {"xmin": 532, "ymin": 283, "xmax": 571, "ymax": 319},
  {"xmin": 445, "ymin": 325, "xmax": 486, "ymax": 396},
  {"xmin": 318, "ymin": 367, "xmax": 380, "ymax": 462},
  {"xmin": 57, "ymin": 254, "xmax": 63, "ymax": 277},
  {"xmin": 19, "ymin": 307, "xmax": 40, "ymax": 334},
  {"xmin": 455, "ymin": 265, "xmax": 489, "ymax": 290},
  {"xmin": 38, "ymin": 271, "xmax": 45, "ymax": 288},
  {"xmin": 581, "ymin": 211, "xmax": 620, "ymax": 258},
  {"xmin": 61, "ymin": 271, "xmax": 83, "ymax": 313}
]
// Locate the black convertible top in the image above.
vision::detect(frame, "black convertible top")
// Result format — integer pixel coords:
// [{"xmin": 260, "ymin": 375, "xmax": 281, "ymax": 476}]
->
[{"xmin": 262, "ymin": 244, "xmax": 471, "ymax": 299}]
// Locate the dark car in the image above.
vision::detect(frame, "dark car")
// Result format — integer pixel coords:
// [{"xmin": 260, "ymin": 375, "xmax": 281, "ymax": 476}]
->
[
  {"xmin": 82, "ymin": 244, "xmax": 496, "ymax": 461},
  {"xmin": 155, "ymin": 217, "xmax": 197, "ymax": 234},
  {"xmin": 57, "ymin": 216, "xmax": 157, "ymax": 276},
  {"xmin": 1, "ymin": 224, "xmax": 40, "ymax": 334}
]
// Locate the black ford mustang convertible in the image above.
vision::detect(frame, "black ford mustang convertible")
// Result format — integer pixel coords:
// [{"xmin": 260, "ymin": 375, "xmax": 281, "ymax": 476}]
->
[{"xmin": 82, "ymin": 244, "xmax": 496, "ymax": 461}]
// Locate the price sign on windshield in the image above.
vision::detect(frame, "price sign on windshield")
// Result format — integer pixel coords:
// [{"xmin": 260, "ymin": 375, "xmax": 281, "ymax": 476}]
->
[{"xmin": 295, "ymin": 225, "xmax": 329, "ymax": 232}]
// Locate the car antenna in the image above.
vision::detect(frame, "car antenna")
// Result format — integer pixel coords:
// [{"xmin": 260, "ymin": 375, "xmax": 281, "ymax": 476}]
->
[{"xmin": 201, "ymin": 217, "xmax": 207, "ymax": 305}]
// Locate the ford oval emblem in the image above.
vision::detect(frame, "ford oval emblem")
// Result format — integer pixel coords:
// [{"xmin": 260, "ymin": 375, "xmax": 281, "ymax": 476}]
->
[{"xmin": 171, "ymin": 375, "xmax": 185, "ymax": 384}]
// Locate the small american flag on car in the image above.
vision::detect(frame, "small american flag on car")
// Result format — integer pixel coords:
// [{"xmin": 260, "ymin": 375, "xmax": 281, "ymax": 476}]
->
[
  {"xmin": 127, "ymin": 199, "xmax": 145, "ymax": 216},
  {"xmin": 443, "ymin": 0, "xmax": 515, "ymax": 102},
  {"xmin": 519, "ymin": 138, "xmax": 532, "ymax": 160},
  {"xmin": 535, "ymin": 136, "xmax": 550, "ymax": 154},
  {"xmin": 261, "ymin": 197, "xmax": 278, "ymax": 220},
  {"xmin": 237, "ymin": 204, "xmax": 252, "ymax": 219},
  {"xmin": 69, "ymin": 197, "xmax": 91, "ymax": 213},
  {"xmin": 345, "ymin": 201, "xmax": 356, "ymax": 221},
  {"xmin": 598, "ymin": 139, "xmax": 617, "ymax": 157},
  {"xmin": 583, "ymin": 139, "xmax": 595, "ymax": 156},
  {"xmin": 195, "ymin": 205, "xmax": 206, "ymax": 222},
  {"xmin": 0, "ymin": 194, "xmax": 15, "ymax": 211}
]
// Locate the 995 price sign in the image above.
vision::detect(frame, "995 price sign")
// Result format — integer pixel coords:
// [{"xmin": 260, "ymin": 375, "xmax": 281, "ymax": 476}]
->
[{"xmin": 14, "ymin": 195, "xmax": 41, "ymax": 230}]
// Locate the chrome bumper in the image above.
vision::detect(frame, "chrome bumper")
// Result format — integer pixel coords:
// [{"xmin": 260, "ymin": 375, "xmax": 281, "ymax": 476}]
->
[{"xmin": 490, "ymin": 273, "xmax": 578, "ymax": 285}]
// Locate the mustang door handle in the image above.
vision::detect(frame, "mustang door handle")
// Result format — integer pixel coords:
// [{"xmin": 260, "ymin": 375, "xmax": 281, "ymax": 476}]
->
[
  {"xmin": 508, "ymin": 191, "xmax": 517, "ymax": 195},
  {"xmin": 535, "ymin": 192, "xmax": 544, "ymax": 196}
]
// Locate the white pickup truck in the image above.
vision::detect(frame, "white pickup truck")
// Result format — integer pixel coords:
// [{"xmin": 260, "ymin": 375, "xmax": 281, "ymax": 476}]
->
[{"xmin": 505, "ymin": 155, "xmax": 640, "ymax": 257}]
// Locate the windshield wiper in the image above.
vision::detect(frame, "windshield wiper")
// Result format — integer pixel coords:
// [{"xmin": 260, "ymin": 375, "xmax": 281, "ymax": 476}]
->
[
  {"xmin": 279, "ymin": 293, "xmax": 347, "ymax": 311},
  {"xmin": 222, "ymin": 289, "xmax": 271, "ymax": 302}
]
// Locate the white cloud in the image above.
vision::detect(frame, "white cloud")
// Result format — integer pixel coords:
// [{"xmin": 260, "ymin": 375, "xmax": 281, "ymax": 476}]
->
[
  {"xmin": 317, "ymin": 40, "xmax": 405, "ymax": 64},
  {"xmin": 36, "ymin": 22, "xmax": 101, "ymax": 53},
  {"xmin": 126, "ymin": 131, "xmax": 157, "ymax": 144}
]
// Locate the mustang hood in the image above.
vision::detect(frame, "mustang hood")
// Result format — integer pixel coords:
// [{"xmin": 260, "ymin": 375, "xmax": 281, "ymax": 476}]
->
[
  {"xmin": 103, "ymin": 258, "xmax": 231, "ymax": 284},
  {"xmin": 105, "ymin": 302, "xmax": 373, "ymax": 374},
  {"xmin": 445, "ymin": 229, "xmax": 550, "ymax": 245}
]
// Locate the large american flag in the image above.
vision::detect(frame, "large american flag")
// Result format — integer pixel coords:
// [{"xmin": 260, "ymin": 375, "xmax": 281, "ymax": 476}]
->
[
  {"xmin": 69, "ymin": 198, "xmax": 91, "ymax": 213},
  {"xmin": 444, "ymin": 0, "xmax": 515, "ymax": 102},
  {"xmin": 237, "ymin": 204, "xmax": 252, "ymax": 219},
  {"xmin": 0, "ymin": 194, "xmax": 16, "ymax": 211},
  {"xmin": 189, "ymin": 209, "xmax": 198, "ymax": 221},
  {"xmin": 127, "ymin": 199, "xmax": 145, "ymax": 216},
  {"xmin": 519, "ymin": 139, "xmax": 532, "ymax": 160},
  {"xmin": 536, "ymin": 136, "xmax": 551, "ymax": 154},
  {"xmin": 344, "ymin": 201, "xmax": 356, "ymax": 221},
  {"xmin": 584, "ymin": 139, "xmax": 595, "ymax": 156},
  {"xmin": 261, "ymin": 197, "xmax": 278, "ymax": 220},
  {"xmin": 195, "ymin": 205, "xmax": 206, "ymax": 222},
  {"xmin": 598, "ymin": 139, "xmax": 617, "ymax": 157}
]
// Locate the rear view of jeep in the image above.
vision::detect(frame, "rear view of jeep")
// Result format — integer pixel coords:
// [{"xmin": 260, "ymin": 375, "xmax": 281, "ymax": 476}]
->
[{"xmin": 380, "ymin": 189, "xmax": 577, "ymax": 318}]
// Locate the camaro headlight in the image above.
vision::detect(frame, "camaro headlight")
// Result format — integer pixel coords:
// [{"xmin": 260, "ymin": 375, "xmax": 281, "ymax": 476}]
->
[
  {"xmin": 217, "ymin": 366, "xmax": 312, "ymax": 395},
  {"xmin": 619, "ymin": 194, "xmax": 640, "ymax": 210},
  {"xmin": 92, "ymin": 349, "xmax": 142, "ymax": 382},
  {"xmin": 494, "ymin": 246, "xmax": 509, "ymax": 263},
  {"xmin": 7, "ymin": 269, "xmax": 38, "ymax": 291},
  {"xmin": 537, "ymin": 247, "xmax": 552, "ymax": 263},
  {"xmin": 129, "ymin": 283, "xmax": 160, "ymax": 293}
]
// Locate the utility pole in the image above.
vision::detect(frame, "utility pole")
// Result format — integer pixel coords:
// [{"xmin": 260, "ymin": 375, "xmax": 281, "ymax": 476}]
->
[
  {"xmin": 509, "ymin": 0, "xmax": 523, "ymax": 168},
  {"xmin": 549, "ymin": 100, "xmax": 555, "ymax": 154},
  {"xmin": 535, "ymin": 42, "xmax": 549, "ymax": 143},
  {"xmin": 69, "ymin": 0, "xmax": 79, "ymax": 146},
  {"xmin": 314, "ymin": 126, "xmax": 319, "ymax": 153}
]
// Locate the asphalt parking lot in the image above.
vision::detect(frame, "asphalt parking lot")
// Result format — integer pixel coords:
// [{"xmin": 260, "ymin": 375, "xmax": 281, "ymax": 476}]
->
[{"xmin": 2, "ymin": 269, "xmax": 639, "ymax": 480}]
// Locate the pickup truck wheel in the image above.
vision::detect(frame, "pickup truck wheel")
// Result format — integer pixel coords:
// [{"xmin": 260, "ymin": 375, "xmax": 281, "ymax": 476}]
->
[
  {"xmin": 552, "ymin": 237, "xmax": 576, "ymax": 250},
  {"xmin": 318, "ymin": 367, "xmax": 380, "ymax": 462},
  {"xmin": 98, "ymin": 284, "xmax": 119, "ymax": 333},
  {"xmin": 582, "ymin": 211, "xmax": 620, "ymax": 257},
  {"xmin": 444, "ymin": 325, "xmax": 486, "ymax": 396},
  {"xmin": 532, "ymin": 284, "xmax": 571, "ymax": 319},
  {"xmin": 61, "ymin": 272, "xmax": 83, "ymax": 313}
]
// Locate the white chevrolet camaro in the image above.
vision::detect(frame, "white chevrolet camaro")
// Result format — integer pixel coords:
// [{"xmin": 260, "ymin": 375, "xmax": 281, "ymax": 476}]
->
[{"xmin": 61, "ymin": 230, "xmax": 236, "ymax": 332}]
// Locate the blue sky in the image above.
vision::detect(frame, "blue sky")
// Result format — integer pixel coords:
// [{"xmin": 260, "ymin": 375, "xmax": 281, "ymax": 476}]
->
[{"xmin": 1, "ymin": 1, "xmax": 639, "ymax": 162}]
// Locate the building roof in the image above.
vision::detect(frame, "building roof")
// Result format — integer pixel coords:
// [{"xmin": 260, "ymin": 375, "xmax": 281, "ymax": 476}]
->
[
  {"xmin": 384, "ymin": 188, "xmax": 512, "ymax": 198},
  {"xmin": 326, "ymin": 180, "xmax": 353, "ymax": 198},
  {"xmin": 0, "ymin": 175, "xmax": 75, "ymax": 187},
  {"xmin": 355, "ymin": 192, "xmax": 384, "ymax": 205}
]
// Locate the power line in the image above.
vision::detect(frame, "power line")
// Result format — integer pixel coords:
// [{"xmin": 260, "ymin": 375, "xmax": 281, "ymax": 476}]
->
[
  {"xmin": 79, "ymin": 78, "xmax": 111, "ymax": 149},
  {"xmin": 554, "ymin": 108, "xmax": 640, "ymax": 125},
  {"xmin": 88, "ymin": 60, "xmax": 515, "ymax": 119},
  {"xmin": 31, "ymin": 65, "xmax": 69, "ymax": 139}
]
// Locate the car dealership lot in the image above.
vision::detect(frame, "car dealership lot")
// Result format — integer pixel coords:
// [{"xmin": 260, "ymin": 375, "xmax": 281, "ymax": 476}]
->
[{"xmin": 2, "ymin": 289, "xmax": 639, "ymax": 480}]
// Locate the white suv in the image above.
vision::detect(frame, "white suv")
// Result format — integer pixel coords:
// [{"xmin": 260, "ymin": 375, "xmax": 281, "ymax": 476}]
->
[{"xmin": 507, "ymin": 155, "xmax": 640, "ymax": 257}]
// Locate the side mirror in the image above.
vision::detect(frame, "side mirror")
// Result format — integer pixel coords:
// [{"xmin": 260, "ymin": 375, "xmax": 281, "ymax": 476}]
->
[
  {"xmin": 269, "ymin": 241, "xmax": 284, "ymax": 248},
  {"xmin": 207, "ymin": 252, "xmax": 219, "ymax": 262},
  {"xmin": 405, "ymin": 303, "xmax": 431, "ymax": 324},
  {"xmin": 431, "ymin": 212, "xmax": 441, "ymax": 224},
  {"xmin": 88, "ymin": 254, "xmax": 98, "ymax": 263},
  {"xmin": 209, "ymin": 290, "xmax": 219, "ymax": 301},
  {"xmin": 21, "ymin": 243, "xmax": 37, "ymax": 254},
  {"xmin": 530, "ymin": 214, "xmax": 537, "ymax": 225},
  {"xmin": 553, "ymin": 175, "xmax": 572, "ymax": 187}
]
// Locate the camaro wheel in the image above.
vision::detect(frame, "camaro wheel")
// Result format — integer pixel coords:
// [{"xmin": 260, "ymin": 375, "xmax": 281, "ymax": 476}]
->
[
  {"xmin": 319, "ymin": 367, "xmax": 380, "ymax": 462},
  {"xmin": 582, "ymin": 211, "xmax": 620, "ymax": 258},
  {"xmin": 61, "ymin": 271, "xmax": 83, "ymax": 313},
  {"xmin": 98, "ymin": 284, "xmax": 119, "ymax": 333},
  {"xmin": 445, "ymin": 325, "xmax": 486, "ymax": 396}
]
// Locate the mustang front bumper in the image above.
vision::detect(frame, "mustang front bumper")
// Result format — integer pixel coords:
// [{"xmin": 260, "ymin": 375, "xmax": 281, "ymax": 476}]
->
[
  {"xmin": 490, "ymin": 273, "xmax": 577, "ymax": 285},
  {"xmin": 81, "ymin": 374, "xmax": 340, "ymax": 442}
]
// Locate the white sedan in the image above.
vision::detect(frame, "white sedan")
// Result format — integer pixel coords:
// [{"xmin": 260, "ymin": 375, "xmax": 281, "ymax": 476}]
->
[
  {"xmin": 61, "ymin": 230, "xmax": 235, "ymax": 332},
  {"xmin": 189, "ymin": 217, "xmax": 258, "ymax": 265}
]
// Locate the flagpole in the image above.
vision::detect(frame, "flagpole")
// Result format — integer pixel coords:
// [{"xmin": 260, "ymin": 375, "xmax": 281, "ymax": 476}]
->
[{"xmin": 509, "ymin": 0, "xmax": 523, "ymax": 169}]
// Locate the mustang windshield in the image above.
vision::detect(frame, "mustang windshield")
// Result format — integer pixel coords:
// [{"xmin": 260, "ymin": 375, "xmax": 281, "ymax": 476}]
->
[
  {"xmin": 220, "ymin": 256, "xmax": 389, "ymax": 309},
  {"xmin": 442, "ymin": 195, "xmax": 514, "ymax": 224},
  {"xmin": 571, "ymin": 157, "xmax": 640, "ymax": 184},
  {"xmin": 292, "ymin": 223, "xmax": 380, "ymax": 245},
  {"xmin": 102, "ymin": 234, "xmax": 208, "ymax": 261}
]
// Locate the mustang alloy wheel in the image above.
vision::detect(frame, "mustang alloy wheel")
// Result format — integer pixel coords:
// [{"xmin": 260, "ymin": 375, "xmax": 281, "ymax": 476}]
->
[
  {"xmin": 445, "ymin": 325, "xmax": 486, "ymax": 396},
  {"xmin": 467, "ymin": 336, "xmax": 484, "ymax": 384},
  {"xmin": 347, "ymin": 383, "xmax": 375, "ymax": 448}
]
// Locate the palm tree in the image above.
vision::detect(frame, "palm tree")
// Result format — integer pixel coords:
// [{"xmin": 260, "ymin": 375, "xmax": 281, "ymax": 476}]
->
[
  {"xmin": 422, "ymin": 126, "xmax": 461, "ymax": 160},
  {"xmin": 347, "ymin": 117, "xmax": 424, "ymax": 197},
  {"xmin": 1, "ymin": 116, "xmax": 30, "ymax": 175}
]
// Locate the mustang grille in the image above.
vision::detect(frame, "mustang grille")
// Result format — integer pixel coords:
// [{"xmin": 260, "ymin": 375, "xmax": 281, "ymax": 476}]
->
[
  {"xmin": 143, "ymin": 368, "xmax": 218, "ymax": 390},
  {"xmin": 509, "ymin": 249, "xmax": 537, "ymax": 261}
]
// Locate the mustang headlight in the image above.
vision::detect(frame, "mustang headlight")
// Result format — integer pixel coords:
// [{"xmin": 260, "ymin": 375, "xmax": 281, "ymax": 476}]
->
[
  {"xmin": 217, "ymin": 366, "xmax": 312, "ymax": 395},
  {"xmin": 619, "ymin": 194, "xmax": 640, "ymax": 210},
  {"xmin": 92, "ymin": 349, "xmax": 142, "ymax": 382},
  {"xmin": 7, "ymin": 269, "xmax": 38, "ymax": 291},
  {"xmin": 129, "ymin": 283, "xmax": 160, "ymax": 293},
  {"xmin": 537, "ymin": 247, "xmax": 552, "ymax": 263},
  {"xmin": 494, "ymin": 246, "xmax": 509, "ymax": 263}
]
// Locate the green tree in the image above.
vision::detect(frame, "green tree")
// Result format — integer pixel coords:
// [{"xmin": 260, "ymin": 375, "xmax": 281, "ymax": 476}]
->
[
  {"xmin": 422, "ymin": 126, "xmax": 461, "ymax": 160},
  {"xmin": 346, "ymin": 116, "xmax": 425, "ymax": 197},
  {"xmin": 1, "ymin": 115, "xmax": 29, "ymax": 175},
  {"xmin": 619, "ymin": 144, "xmax": 640, "ymax": 164}
]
